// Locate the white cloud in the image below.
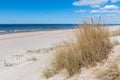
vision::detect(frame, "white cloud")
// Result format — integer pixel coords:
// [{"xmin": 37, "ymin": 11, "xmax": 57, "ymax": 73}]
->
[
  {"xmin": 101, "ymin": 5, "xmax": 119, "ymax": 10},
  {"xmin": 90, "ymin": 10, "xmax": 100, "ymax": 13},
  {"xmin": 111, "ymin": 0, "xmax": 120, "ymax": 3},
  {"xmin": 90, "ymin": 5, "xmax": 120, "ymax": 13},
  {"xmin": 102, "ymin": 10, "xmax": 120, "ymax": 13},
  {"xmin": 73, "ymin": 0, "xmax": 109, "ymax": 7},
  {"xmin": 90, "ymin": 9, "xmax": 120, "ymax": 13},
  {"xmin": 106, "ymin": 14, "xmax": 116, "ymax": 17},
  {"xmin": 75, "ymin": 10, "xmax": 88, "ymax": 13}
]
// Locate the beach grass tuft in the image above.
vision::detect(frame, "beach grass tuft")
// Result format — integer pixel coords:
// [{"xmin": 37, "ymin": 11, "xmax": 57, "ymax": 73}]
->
[
  {"xmin": 43, "ymin": 19, "xmax": 113, "ymax": 78},
  {"xmin": 27, "ymin": 56, "xmax": 37, "ymax": 61},
  {"xmin": 111, "ymin": 28, "xmax": 120, "ymax": 37},
  {"xmin": 97, "ymin": 58, "xmax": 120, "ymax": 80},
  {"xmin": 42, "ymin": 67, "xmax": 57, "ymax": 79}
]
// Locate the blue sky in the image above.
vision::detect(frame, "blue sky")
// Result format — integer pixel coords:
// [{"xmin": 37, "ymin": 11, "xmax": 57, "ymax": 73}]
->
[{"xmin": 0, "ymin": 0, "xmax": 120, "ymax": 24}]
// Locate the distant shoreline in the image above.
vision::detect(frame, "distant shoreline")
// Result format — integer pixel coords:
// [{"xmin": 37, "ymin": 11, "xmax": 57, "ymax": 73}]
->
[
  {"xmin": 0, "ymin": 24, "xmax": 76, "ymax": 35},
  {"xmin": 0, "ymin": 28, "xmax": 74, "ymax": 35},
  {"xmin": 0, "ymin": 24, "xmax": 119, "ymax": 35}
]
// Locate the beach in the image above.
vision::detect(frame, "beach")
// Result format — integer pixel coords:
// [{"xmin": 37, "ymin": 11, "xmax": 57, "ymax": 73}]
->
[
  {"xmin": 0, "ymin": 27, "xmax": 120, "ymax": 80},
  {"xmin": 1, "ymin": 0, "xmax": 120, "ymax": 79},
  {"xmin": 0, "ymin": 29, "xmax": 75, "ymax": 80}
]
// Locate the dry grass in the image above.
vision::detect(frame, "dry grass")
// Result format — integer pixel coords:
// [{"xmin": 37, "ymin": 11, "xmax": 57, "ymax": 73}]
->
[
  {"xmin": 4, "ymin": 60, "xmax": 13, "ymax": 67},
  {"xmin": 42, "ymin": 68, "xmax": 57, "ymax": 79},
  {"xmin": 27, "ymin": 56, "xmax": 37, "ymax": 61},
  {"xmin": 97, "ymin": 58, "xmax": 120, "ymax": 80},
  {"xmin": 111, "ymin": 28, "xmax": 120, "ymax": 37},
  {"xmin": 52, "ymin": 42, "xmax": 81, "ymax": 76},
  {"xmin": 43, "ymin": 21, "xmax": 113, "ymax": 78},
  {"xmin": 42, "ymin": 68, "xmax": 53, "ymax": 79},
  {"xmin": 74, "ymin": 23, "xmax": 112, "ymax": 67},
  {"xmin": 97, "ymin": 65, "xmax": 120, "ymax": 80},
  {"xmin": 112, "ymin": 40, "xmax": 120, "ymax": 46}
]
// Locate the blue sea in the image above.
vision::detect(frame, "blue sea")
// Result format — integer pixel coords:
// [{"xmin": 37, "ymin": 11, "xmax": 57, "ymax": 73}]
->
[
  {"xmin": 0, "ymin": 24, "xmax": 119, "ymax": 35},
  {"xmin": 0, "ymin": 24, "xmax": 76, "ymax": 35}
]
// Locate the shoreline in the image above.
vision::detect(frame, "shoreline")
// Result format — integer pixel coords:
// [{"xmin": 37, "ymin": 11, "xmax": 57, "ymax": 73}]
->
[
  {"xmin": 0, "ymin": 28, "xmax": 74, "ymax": 56},
  {"xmin": 0, "ymin": 25, "xmax": 119, "ymax": 36},
  {"xmin": 0, "ymin": 25, "xmax": 119, "ymax": 40},
  {"xmin": 0, "ymin": 29, "xmax": 75, "ymax": 40},
  {"xmin": 0, "ymin": 26, "xmax": 119, "ymax": 80},
  {"xmin": 0, "ymin": 28, "xmax": 75, "ymax": 70},
  {"xmin": 0, "ymin": 28, "xmax": 74, "ymax": 36}
]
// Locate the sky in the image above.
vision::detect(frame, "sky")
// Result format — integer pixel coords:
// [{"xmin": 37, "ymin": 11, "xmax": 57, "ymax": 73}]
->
[{"xmin": 0, "ymin": 0, "xmax": 120, "ymax": 24}]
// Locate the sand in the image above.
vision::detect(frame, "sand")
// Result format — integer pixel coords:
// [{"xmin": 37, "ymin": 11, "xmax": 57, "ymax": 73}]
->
[
  {"xmin": 0, "ymin": 29, "xmax": 74, "ymax": 80},
  {"xmin": 0, "ymin": 27, "xmax": 119, "ymax": 80}
]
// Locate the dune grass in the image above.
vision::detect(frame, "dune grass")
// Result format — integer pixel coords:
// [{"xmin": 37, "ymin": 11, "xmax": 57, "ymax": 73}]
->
[
  {"xmin": 74, "ymin": 22, "xmax": 112, "ymax": 67},
  {"xmin": 52, "ymin": 42, "xmax": 81, "ymax": 76},
  {"xmin": 43, "ymin": 21, "xmax": 113, "ymax": 78},
  {"xmin": 111, "ymin": 28, "xmax": 120, "ymax": 37},
  {"xmin": 99, "ymin": 66, "xmax": 120, "ymax": 80},
  {"xmin": 43, "ymin": 68, "xmax": 57, "ymax": 79},
  {"xmin": 97, "ymin": 58, "xmax": 120, "ymax": 80}
]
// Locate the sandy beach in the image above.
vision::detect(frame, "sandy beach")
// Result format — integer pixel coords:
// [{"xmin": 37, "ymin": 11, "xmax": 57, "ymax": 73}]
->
[
  {"xmin": 1, "ymin": 0, "xmax": 120, "ymax": 79},
  {"xmin": 0, "ymin": 29, "xmax": 75, "ymax": 80},
  {"xmin": 0, "ymin": 27, "xmax": 120, "ymax": 80}
]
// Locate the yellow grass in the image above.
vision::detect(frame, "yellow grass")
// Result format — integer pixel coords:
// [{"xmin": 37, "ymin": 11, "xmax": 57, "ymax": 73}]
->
[
  {"xmin": 42, "ymin": 68, "xmax": 56, "ymax": 79},
  {"xmin": 52, "ymin": 42, "xmax": 81, "ymax": 76},
  {"xmin": 74, "ymin": 23, "xmax": 112, "ymax": 67},
  {"xmin": 97, "ymin": 58, "xmax": 120, "ymax": 80},
  {"xmin": 111, "ymin": 28, "xmax": 120, "ymax": 37},
  {"xmin": 43, "ymin": 21, "xmax": 113, "ymax": 78}
]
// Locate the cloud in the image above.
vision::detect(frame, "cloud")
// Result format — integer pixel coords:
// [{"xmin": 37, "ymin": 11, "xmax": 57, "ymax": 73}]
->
[
  {"xmin": 73, "ymin": 0, "xmax": 109, "ymax": 7},
  {"xmin": 104, "ymin": 14, "xmax": 120, "ymax": 21},
  {"xmin": 90, "ymin": 5, "xmax": 120, "ymax": 13},
  {"xmin": 105, "ymin": 14, "xmax": 116, "ymax": 17},
  {"xmin": 72, "ymin": 0, "xmax": 120, "ymax": 24},
  {"xmin": 111, "ymin": 0, "xmax": 120, "ymax": 3},
  {"xmin": 101, "ymin": 10, "xmax": 120, "ymax": 13},
  {"xmin": 90, "ymin": 9, "xmax": 120, "ymax": 13},
  {"xmin": 90, "ymin": 10, "xmax": 100, "ymax": 13},
  {"xmin": 75, "ymin": 10, "xmax": 88, "ymax": 13},
  {"xmin": 101, "ymin": 5, "xmax": 119, "ymax": 10}
]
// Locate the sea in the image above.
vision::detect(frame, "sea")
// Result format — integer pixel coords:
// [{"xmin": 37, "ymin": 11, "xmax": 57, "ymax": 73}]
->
[
  {"xmin": 0, "ymin": 24, "xmax": 119, "ymax": 35},
  {"xmin": 0, "ymin": 24, "xmax": 77, "ymax": 35}
]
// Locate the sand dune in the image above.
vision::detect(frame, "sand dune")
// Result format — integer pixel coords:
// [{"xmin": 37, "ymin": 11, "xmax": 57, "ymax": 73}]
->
[{"xmin": 0, "ymin": 27, "xmax": 119, "ymax": 80}]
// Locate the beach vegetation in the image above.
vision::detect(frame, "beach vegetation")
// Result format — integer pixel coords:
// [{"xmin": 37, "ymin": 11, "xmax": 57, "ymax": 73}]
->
[
  {"xmin": 4, "ymin": 60, "xmax": 13, "ymax": 67},
  {"xmin": 27, "ymin": 56, "xmax": 37, "ymax": 61},
  {"xmin": 111, "ymin": 28, "xmax": 120, "ymax": 37},
  {"xmin": 42, "ymin": 67, "xmax": 57, "ymax": 79},
  {"xmin": 97, "ymin": 58, "xmax": 120, "ymax": 80},
  {"xmin": 43, "ymin": 19, "xmax": 113, "ymax": 78}
]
